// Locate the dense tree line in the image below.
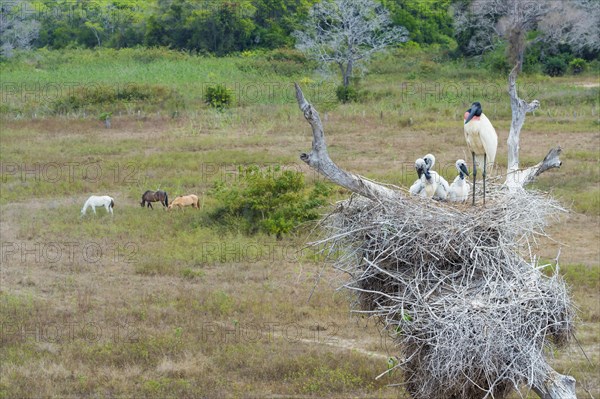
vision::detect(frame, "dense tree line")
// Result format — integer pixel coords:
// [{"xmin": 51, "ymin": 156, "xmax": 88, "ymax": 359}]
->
[
  {"xmin": 2, "ymin": 0, "xmax": 320, "ymax": 55},
  {"xmin": 1, "ymin": 0, "xmax": 597, "ymax": 71},
  {"xmin": 1, "ymin": 0, "xmax": 453, "ymax": 54}
]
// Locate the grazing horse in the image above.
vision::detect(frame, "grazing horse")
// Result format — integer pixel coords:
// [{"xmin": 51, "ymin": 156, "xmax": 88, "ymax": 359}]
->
[
  {"xmin": 167, "ymin": 194, "xmax": 200, "ymax": 210},
  {"xmin": 141, "ymin": 190, "xmax": 169, "ymax": 209},
  {"xmin": 81, "ymin": 195, "xmax": 114, "ymax": 216}
]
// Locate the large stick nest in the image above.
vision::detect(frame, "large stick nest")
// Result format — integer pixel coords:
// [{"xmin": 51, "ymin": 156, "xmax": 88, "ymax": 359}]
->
[{"xmin": 317, "ymin": 185, "xmax": 575, "ymax": 399}]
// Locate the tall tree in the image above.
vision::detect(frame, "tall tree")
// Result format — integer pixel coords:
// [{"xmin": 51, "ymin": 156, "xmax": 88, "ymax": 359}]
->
[
  {"xmin": 0, "ymin": 1, "xmax": 40, "ymax": 58},
  {"xmin": 293, "ymin": 0, "xmax": 408, "ymax": 88},
  {"xmin": 383, "ymin": 0, "xmax": 455, "ymax": 46},
  {"xmin": 453, "ymin": 0, "xmax": 600, "ymax": 65},
  {"xmin": 252, "ymin": 0, "xmax": 318, "ymax": 48}
]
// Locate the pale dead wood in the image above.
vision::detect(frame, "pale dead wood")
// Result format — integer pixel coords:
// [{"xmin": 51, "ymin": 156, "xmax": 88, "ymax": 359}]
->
[
  {"xmin": 533, "ymin": 370, "xmax": 577, "ymax": 399},
  {"xmin": 505, "ymin": 63, "xmax": 562, "ymax": 189},
  {"xmin": 295, "ymin": 83, "xmax": 401, "ymax": 202}
]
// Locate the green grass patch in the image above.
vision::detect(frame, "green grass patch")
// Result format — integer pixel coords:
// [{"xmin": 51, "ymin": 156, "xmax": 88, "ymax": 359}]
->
[
  {"xmin": 50, "ymin": 83, "xmax": 183, "ymax": 114},
  {"xmin": 558, "ymin": 264, "xmax": 600, "ymax": 290},
  {"xmin": 180, "ymin": 267, "xmax": 205, "ymax": 280},
  {"xmin": 141, "ymin": 377, "xmax": 192, "ymax": 398}
]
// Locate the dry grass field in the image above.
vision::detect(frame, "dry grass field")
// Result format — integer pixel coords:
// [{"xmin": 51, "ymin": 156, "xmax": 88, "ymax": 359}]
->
[{"xmin": 1, "ymin": 49, "xmax": 598, "ymax": 398}]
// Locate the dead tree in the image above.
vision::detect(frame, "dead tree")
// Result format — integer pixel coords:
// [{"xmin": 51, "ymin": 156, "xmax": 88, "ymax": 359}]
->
[
  {"xmin": 505, "ymin": 62, "xmax": 562, "ymax": 188},
  {"xmin": 294, "ymin": 83, "xmax": 576, "ymax": 399}
]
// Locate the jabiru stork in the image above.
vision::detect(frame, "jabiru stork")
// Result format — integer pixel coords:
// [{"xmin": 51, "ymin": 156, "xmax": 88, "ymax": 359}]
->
[{"xmin": 464, "ymin": 102, "xmax": 497, "ymax": 205}]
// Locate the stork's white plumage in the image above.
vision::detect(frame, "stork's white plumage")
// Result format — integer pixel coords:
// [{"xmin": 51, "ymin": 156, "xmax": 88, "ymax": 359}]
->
[
  {"xmin": 409, "ymin": 158, "xmax": 427, "ymax": 196},
  {"xmin": 448, "ymin": 159, "xmax": 470, "ymax": 202},
  {"xmin": 464, "ymin": 102, "xmax": 497, "ymax": 205},
  {"xmin": 423, "ymin": 153, "xmax": 435, "ymax": 171},
  {"xmin": 421, "ymin": 154, "xmax": 449, "ymax": 200},
  {"xmin": 423, "ymin": 170, "xmax": 449, "ymax": 200}
]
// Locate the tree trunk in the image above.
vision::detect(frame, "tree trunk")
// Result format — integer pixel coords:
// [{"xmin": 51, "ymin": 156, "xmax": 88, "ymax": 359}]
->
[
  {"xmin": 532, "ymin": 370, "xmax": 577, "ymax": 399},
  {"xmin": 505, "ymin": 63, "xmax": 562, "ymax": 189},
  {"xmin": 338, "ymin": 62, "xmax": 347, "ymax": 87},
  {"xmin": 344, "ymin": 59, "xmax": 353, "ymax": 88}
]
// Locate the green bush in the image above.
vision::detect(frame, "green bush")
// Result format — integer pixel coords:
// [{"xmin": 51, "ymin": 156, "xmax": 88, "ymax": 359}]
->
[
  {"xmin": 418, "ymin": 60, "xmax": 440, "ymax": 76},
  {"xmin": 266, "ymin": 48, "xmax": 310, "ymax": 64},
  {"xmin": 336, "ymin": 85, "xmax": 359, "ymax": 103},
  {"xmin": 569, "ymin": 58, "xmax": 587, "ymax": 74},
  {"xmin": 204, "ymin": 84, "xmax": 233, "ymax": 109},
  {"xmin": 483, "ymin": 44, "xmax": 510, "ymax": 74},
  {"xmin": 210, "ymin": 165, "xmax": 330, "ymax": 238},
  {"xmin": 237, "ymin": 49, "xmax": 317, "ymax": 76},
  {"xmin": 51, "ymin": 83, "xmax": 180, "ymax": 113},
  {"xmin": 543, "ymin": 56, "xmax": 567, "ymax": 77}
]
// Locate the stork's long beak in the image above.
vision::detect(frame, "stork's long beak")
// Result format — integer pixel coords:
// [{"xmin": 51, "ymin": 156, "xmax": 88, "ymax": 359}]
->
[
  {"xmin": 415, "ymin": 167, "xmax": 425, "ymax": 179},
  {"xmin": 459, "ymin": 164, "xmax": 470, "ymax": 176},
  {"xmin": 464, "ymin": 107, "xmax": 477, "ymax": 124}
]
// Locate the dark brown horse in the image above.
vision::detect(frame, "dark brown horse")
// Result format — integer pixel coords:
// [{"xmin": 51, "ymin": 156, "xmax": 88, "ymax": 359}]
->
[{"xmin": 141, "ymin": 190, "xmax": 168, "ymax": 209}]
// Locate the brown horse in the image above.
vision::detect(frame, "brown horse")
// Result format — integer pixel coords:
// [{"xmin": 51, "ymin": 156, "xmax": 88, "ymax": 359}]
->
[
  {"xmin": 141, "ymin": 190, "xmax": 168, "ymax": 209},
  {"xmin": 167, "ymin": 194, "xmax": 199, "ymax": 210}
]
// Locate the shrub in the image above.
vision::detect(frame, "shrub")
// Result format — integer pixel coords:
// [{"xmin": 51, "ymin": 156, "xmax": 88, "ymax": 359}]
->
[
  {"xmin": 543, "ymin": 56, "xmax": 567, "ymax": 77},
  {"xmin": 569, "ymin": 58, "xmax": 587, "ymax": 74},
  {"xmin": 210, "ymin": 165, "xmax": 330, "ymax": 238},
  {"xmin": 418, "ymin": 60, "xmax": 439, "ymax": 76},
  {"xmin": 266, "ymin": 48, "xmax": 310, "ymax": 64},
  {"xmin": 336, "ymin": 85, "xmax": 359, "ymax": 103},
  {"xmin": 483, "ymin": 44, "xmax": 510, "ymax": 74},
  {"xmin": 51, "ymin": 83, "xmax": 180, "ymax": 113},
  {"xmin": 236, "ymin": 48, "xmax": 317, "ymax": 76},
  {"xmin": 204, "ymin": 84, "xmax": 232, "ymax": 109}
]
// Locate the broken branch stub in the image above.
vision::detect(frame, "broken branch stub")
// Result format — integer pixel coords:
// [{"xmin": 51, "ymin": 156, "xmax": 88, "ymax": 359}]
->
[
  {"xmin": 533, "ymin": 370, "xmax": 577, "ymax": 399},
  {"xmin": 505, "ymin": 63, "xmax": 562, "ymax": 188}
]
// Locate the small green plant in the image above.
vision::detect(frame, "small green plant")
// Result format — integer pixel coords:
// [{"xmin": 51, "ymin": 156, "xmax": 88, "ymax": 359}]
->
[
  {"xmin": 174, "ymin": 327, "xmax": 183, "ymax": 339},
  {"xmin": 569, "ymin": 58, "xmax": 587, "ymax": 74},
  {"xmin": 98, "ymin": 111, "xmax": 112, "ymax": 121},
  {"xmin": 210, "ymin": 165, "xmax": 330, "ymax": 238},
  {"xmin": 336, "ymin": 85, "xmax": 359, "ymax": 103},
  {"xmin": 543, "ymin": 56, "xmax": 567, "ymax": 77},
  {"xmin": 181, "ymin": 267, "xmax": 204, "ymax": 280},
  {"xmin": 204, "ymin": 84, "xmax": 232, "ymax": 109},
  {"xmin": 99, "ymin": 111, "xmax": 112, "ymax": 128},
  {"xmin": 206, "ymin": 290, "xmax": 234, "ymax": 316},
  {"xmin": 386, "ymin": 357, "xmax": 398, "ymax": 376}
]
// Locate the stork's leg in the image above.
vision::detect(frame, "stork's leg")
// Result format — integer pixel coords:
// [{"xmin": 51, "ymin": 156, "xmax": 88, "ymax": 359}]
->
[
  {"xmin": 471, "ymin": 152, "xmax": 477, "ymax": 206},
  {"xmin": 483, "ymin": 153, "xmax": 487, "ymax": 206}
]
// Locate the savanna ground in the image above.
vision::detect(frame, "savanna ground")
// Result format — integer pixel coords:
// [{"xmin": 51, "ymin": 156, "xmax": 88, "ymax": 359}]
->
[{"xmin": 1, "ymin": 48, "xmax": 598, "ymax": 398}]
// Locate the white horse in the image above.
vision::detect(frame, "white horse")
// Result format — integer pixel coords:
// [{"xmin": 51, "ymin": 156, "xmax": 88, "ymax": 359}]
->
[{"xmin": 81, "ymin": 195, "xmax": 114, "ymax": 216}]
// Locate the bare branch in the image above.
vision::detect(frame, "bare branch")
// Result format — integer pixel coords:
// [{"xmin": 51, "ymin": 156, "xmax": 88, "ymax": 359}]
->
[
  {"xmin": 453, "ymin": 0, "xmax": 598, "ymax": 58},
  {"xmin": 293, "ymin": 0, "xmax": 408, "ymax": 86},
  {"xmin": 295, "ymin": 83, "xmax": 401, "ymax": 202},
  {"xmin": 506, "ymin": 147, "xmax": 563, "ymax": 189},
  {"xmin": 0, "ymin": 1, "xmax": 40, "ymax": 58}
]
